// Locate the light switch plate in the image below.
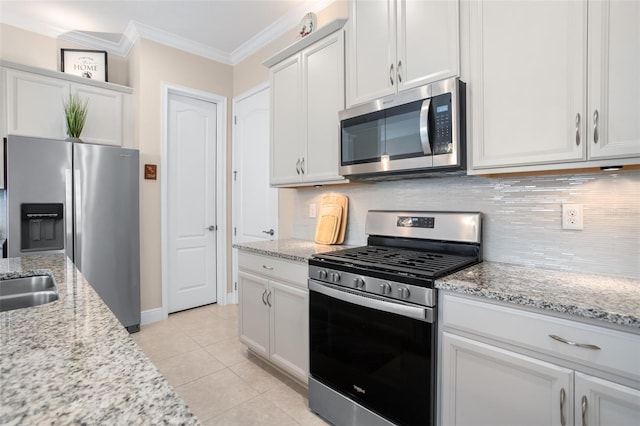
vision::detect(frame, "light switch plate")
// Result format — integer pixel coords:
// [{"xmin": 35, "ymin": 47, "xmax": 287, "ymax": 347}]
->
[{"xmin": 309, "ymin": 203, "xmax": 317, "ymax": 218}]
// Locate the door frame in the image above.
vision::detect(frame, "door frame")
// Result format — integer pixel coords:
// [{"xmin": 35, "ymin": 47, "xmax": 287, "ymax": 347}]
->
[{"xmin": 161, "ymin": 82, "xmax": 227, "ymax": 319}]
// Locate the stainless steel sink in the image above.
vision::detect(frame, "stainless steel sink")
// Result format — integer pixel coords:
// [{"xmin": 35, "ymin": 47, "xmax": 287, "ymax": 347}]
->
[{"xmin": 0, "ymin": 274, "xmax": 59, "ymax": 312}]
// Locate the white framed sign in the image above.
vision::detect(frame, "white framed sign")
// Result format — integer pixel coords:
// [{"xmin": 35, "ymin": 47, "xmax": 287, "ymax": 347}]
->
[{"xmin": 61, "ymin": 49, "xmax": 108, "ymax": 82}]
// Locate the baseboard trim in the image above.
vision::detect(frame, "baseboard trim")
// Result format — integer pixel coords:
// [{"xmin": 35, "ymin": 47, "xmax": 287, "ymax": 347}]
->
[
  {"xmin": 227, "ymin": 291, "xmax": 238, "ymax": 304},
  {"xmin": 141, "ymin": 307, "xmax": 165, "ymax": 325}
]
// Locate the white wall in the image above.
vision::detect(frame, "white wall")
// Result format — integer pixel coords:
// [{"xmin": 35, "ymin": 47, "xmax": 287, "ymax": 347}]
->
[{"xmin": 291, "ymin": 170, "xmax": 640, "ymax": 278}]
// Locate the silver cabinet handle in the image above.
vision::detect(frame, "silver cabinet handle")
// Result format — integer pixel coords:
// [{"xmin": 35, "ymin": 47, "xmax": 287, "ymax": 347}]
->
[
  {"xmin": 581, "ymin": 395, "xmax": 588, "ymax": 426},
  {"xmin": 295, "ymin": 158, "xmax": 301, "ymax": 175},
  {"xmin": 560, "ymin": 388, "xmax": 566, "ymax": 426},
  {"xmin": 575, "ymin": 113, "xmax": 581, "ymax": 146},
  {"xmin": 419, "ymin": 98, "xmax": 432, "ymax": 155},
  {"xmin": 549, "ymin": 334, "xmax": 601, "ymax": 350},
  {"xmin": 389, "ymin": 63, "xmax": 394, "ymax": 86},
  {"xmin": 261, "ymin": 229, "xmax": 274, "ymax": 236},
  {"xmin": 261, "ymin": 289, "xmax": 267, "ymax": 305},
  {"xmin": 300, "ymin": 157, "xmax": 305, "ymax": 174},
  {"xmin": 266, "ymin": 291, "xmax": 272, "ymax": 307},
  {"xmin": 205, "ymin": 225, "xmax": 217, "ymax": 231},
  {"xmin": 397, "ymin": 60, "xmax": 402, "ymax": 83},
  {"xmin": 262, "ymin": 265, "xmax": 274, "ymax": 270},
  {"xmin": 593, "ymin": 110, "xmax": 599, "ymax": 144}
]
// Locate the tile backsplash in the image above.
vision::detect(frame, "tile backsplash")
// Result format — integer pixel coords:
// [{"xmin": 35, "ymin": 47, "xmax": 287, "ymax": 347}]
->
[{"xmin": 291, "ymin": 170, "xmax": 640, "ymax": 278}]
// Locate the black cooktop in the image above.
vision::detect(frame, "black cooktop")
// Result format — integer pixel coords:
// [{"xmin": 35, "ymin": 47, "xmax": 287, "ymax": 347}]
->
[{"xmin": 311, "ymin": 245, "xmax": 479, "ymax": 280}]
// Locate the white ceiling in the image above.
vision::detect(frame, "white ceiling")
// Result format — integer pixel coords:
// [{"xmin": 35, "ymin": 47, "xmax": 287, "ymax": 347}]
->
[{"xmin": 0, "ymin": 0, "xmax": 335, "ymax": 64}]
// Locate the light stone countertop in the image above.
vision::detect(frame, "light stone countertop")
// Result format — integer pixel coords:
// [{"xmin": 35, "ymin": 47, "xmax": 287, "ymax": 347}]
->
[
  {"xmin": 436, "ymin": 262, "xmax": 640, "ymax": 331},
  {"xmin": 235, "ymin": 239, "xmax": 640, "ymax": 332},
  {"xmin": 233, "ymin": 238, "xmax": 353, "ymax": 263},
  {"xmin": 0, "ymin": 254, "xmax": 199, "ymax": 425}
]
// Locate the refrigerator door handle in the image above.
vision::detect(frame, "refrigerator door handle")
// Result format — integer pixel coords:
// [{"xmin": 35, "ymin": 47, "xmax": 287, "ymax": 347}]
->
[
  {"xmin": 74, "ymin": 169, "xmax": 82, "ymax": 269},
  {"xmin": 65, "ymin": 169, "xmax": 74, "ymax": 260}
]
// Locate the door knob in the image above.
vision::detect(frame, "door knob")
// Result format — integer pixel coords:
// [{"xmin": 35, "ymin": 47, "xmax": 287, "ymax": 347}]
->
[
  {"xmin": 206, "ymin": 225, "xmax": 217, "ymax": 231},
  {"xmin": 262, "ymin": 229, "xmax": 274, "ymax": 236}
]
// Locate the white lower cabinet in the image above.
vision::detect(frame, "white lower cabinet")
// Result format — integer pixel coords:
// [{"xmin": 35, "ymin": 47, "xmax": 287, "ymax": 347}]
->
[
  {"xmin": 440, "ymin": 294, "xmax": 640, "ymax": 426},
  {"xmin": 574, "ymin": 372, "xmax": 640, "ymax": 426},
  {"xmin": 238, "ymin": 252, "xmax": 308, "ymax": 384},
  {"xmin": 442, "ymin": 332, "xmax": 573, "ymax": 426}
]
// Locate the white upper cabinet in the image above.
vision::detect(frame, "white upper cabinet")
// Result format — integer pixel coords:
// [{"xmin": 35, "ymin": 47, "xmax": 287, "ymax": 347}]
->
[
  {"xmin": 587, "ymin": 0, "xmax": 640, "ymax": 160},
  {"xmin": 266, "ymin": 20, "xmax": 347, "ymax": 187},
  {"xmin": 270, "ymin": 55, "xmax": 302, "ymax": 185},
  {"xmin": 72, "ymin": 83, "xmax": 132, "ymax": 147},
  {"xmin": 347, "ymin": 0, "xmax": 460, "ymax": 107},
  {"xmin": 1, "ymin": 62, "xmax": 133, "ymax": 148},
  {"xmin": 4, "ymin": 68, "xmax": 70, "ymax": 139},
  {"xmin": 468, "ymin": 0, "xmax": 640, "ymax": 174}
]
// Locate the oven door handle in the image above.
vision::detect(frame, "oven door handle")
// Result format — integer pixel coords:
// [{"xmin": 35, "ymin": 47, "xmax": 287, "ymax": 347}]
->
[{"xmin": 309, "ymin": 280, "xmax": 434, "ymax": 323}]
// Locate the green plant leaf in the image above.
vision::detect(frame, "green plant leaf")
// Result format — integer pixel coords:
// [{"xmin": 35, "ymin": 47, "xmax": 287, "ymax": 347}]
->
[{"xmin": 63, "ymin": 93, "xmax": 89, "ymax": 138}]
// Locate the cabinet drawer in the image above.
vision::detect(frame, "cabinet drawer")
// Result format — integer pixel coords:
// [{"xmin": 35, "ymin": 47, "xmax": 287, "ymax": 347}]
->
[
  {"xmin": 441, "ymin": 294, "xmax": 640, "ymax": 381},
  {"xmin": 238, "ymin": 252, "xmax": 307, "ymax": 288}
]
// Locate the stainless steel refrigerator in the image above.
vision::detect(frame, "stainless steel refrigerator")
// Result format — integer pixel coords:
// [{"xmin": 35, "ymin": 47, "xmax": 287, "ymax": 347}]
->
[{"xmin": 5, "ymin": 135, "xmax": 140, "ymax": 332}]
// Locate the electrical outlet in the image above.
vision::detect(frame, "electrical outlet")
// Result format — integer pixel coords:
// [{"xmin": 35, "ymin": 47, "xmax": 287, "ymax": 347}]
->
[
  {"xmin": 562, "ymin": 203, "xmax": 584, "ymax": 230},
  {"xmin": 309, "ymin": 203, "xmax": 317, "ymax": 218}
]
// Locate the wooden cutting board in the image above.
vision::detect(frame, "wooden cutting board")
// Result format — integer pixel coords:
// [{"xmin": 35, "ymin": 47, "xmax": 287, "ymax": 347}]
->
[
  {"xmin": 314, "ymin": 204, "xmax": 342, "ymax": 244},
  {"xmin": 319, "ymin": 194, "xmax": 348, "ymax": 244}
]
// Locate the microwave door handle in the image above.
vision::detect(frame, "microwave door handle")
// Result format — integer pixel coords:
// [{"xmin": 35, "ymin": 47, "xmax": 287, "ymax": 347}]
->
[{"xmin": 419, "ymin": 98, "xmax": 432, "ymax": 155}]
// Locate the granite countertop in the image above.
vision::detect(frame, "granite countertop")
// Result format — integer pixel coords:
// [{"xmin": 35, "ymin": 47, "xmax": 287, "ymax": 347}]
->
[
  {"xmin": 233, "ymin": 238, "xmax": 353, "ymax": 263},
  {"xmin": 436, "ymin": 262, "xmax": 640, "ymax": 331},
  {"xmin": 0, "ymin": 254, "xmax": 198, "ymax": 425},
  {"xmin": 236, "ymin": 239, "xmax": 640, "ymax": 332}
]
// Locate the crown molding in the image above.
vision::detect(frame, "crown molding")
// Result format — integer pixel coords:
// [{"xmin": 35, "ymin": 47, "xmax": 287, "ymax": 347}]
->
[
  {"xmin": 230, "ymin": 0, "xmax": 336, "ymax": 65},
  {"xmin": 1, "ymin": 0, "xmax": 337, "ymax": 65}
]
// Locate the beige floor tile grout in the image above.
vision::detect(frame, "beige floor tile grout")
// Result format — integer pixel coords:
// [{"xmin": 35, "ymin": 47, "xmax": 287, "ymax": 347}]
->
[{"xmin": 134, "ymin": 303, "xmax": 324, "ymax": 425}]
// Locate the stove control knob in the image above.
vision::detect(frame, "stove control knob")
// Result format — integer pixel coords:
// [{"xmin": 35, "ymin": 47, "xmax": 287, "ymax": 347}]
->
[
  {"xmin": 398, "ymin": 287, "xmax": 411, "ymax": 299},
  {"xmin": 329, "ymin": 272, "xmax": 341, "ymax": 283},
  {"xmin": 380, "ymin": 283, "xmax": 392, "ymax": 295},
  {"xmin": 353, "ymin": 277, "xmax": 365, "ymax": 289},
  {"xmin": 317, "ymin": 269, "xmax": 328, "ymax": 280}
]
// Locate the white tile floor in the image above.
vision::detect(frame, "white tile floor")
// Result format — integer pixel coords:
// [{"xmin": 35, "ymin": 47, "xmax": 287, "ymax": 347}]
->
[{"xmin": 131, "ymin": 303, "xmax": 328, "ymax": 425}]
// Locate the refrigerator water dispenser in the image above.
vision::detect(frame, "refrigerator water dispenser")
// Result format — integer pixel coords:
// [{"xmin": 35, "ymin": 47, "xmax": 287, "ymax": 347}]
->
[{"xmin": 20, "ymin": 203, "xmax": 64, "ymax": 252}]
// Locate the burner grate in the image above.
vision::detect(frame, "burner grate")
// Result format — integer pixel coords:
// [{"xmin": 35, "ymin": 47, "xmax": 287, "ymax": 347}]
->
[{"xmin": 315, "ymin": 246, "xmax": 477, "ymax": 279}]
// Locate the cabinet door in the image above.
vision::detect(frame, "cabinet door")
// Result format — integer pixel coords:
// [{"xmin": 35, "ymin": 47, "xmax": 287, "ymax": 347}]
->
[
  {"xmin": 269, "ymin": 280, "xmax": 309, "ymax": 383},
  {"xmin": 5, "ymin": 69, "xmax": 69, "ymax": 139},
  {"xmin": 73, "ymin": 83, "xmax": 123, "ymax": 146},
  {"xmin": 238, "ymin": 271, "xmax": 270, "ymax": 359},
  {"xmin": 574, "ymin": 372, "xmax": 640, "ymax": 426},
  {"xmin": 347, "ymin": 0, "xmax": 396, "ymax": 107},
  {"xmin": 302, "ymin": 30, "xmax": 345, "ymax": 184},
  {"xmin": 587, "ymin": 0, "xmax": 640, "ymax": 160},
  {"xmin": 270, "ymin": 55, "xmax": 302, "ymax": 185},
  {"xmin": 441, "ymin": 332, "xmax": 573, "ymax": 426},
  {"xmin": 396, "ymin": 0, "xmax": 459, "ymax": 91},
  {"xmin": 470, "ymin": 0, "xmax": 586, "ymax": 170}
]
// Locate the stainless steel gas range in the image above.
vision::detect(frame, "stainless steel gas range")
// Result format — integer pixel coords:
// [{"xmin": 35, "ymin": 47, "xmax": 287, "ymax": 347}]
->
[{"xmin": 308, "ymin": 210, "xmax": 482, "ymax": 426}]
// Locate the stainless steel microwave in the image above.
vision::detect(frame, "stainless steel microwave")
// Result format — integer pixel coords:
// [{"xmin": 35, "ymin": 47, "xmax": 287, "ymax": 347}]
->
[{"xmin": 339, "ymin": 77, "xmax": 466, "ymax": 179}]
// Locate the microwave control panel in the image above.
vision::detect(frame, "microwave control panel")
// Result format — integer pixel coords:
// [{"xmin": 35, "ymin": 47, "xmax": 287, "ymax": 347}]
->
[{"xmin": 431, "ymin": 93, "xmax": 453, "ymax": 155}]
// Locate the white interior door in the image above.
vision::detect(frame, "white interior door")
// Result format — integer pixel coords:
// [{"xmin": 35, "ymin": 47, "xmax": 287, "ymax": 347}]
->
[
  {"xmin": 233, "ymin": 85, "xmax": 278, "ymax": 243},
  {"xmin": 168, "ymin": 93, "xmax": 217, "ymax": 313}
]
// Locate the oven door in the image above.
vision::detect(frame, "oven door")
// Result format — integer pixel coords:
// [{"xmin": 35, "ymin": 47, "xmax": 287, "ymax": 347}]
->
[{"xmin": 309, "ymin": 280, "xmax": 436, "ymax": 426}]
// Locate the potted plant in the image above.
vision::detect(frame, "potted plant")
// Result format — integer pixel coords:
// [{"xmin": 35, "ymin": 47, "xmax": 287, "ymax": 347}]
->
[{"xmin": 64, "ymin": 93, "xmax": 89, "ymax": 142}]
